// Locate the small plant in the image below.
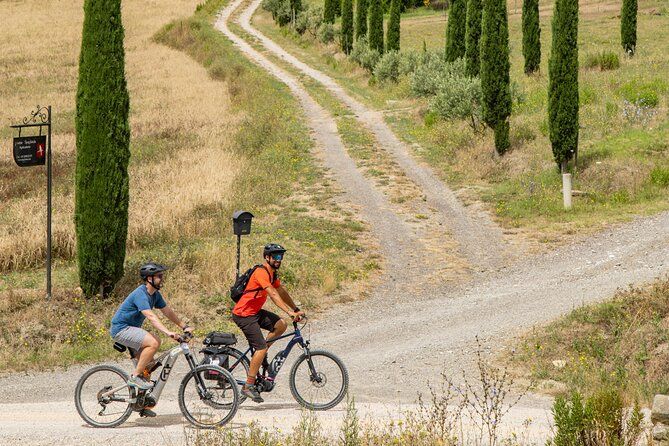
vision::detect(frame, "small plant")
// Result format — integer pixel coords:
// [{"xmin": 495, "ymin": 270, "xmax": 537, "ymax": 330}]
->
[
  {"xmin": 295, "ymin": 5, "xmax": 323, "ymax": 38},
  {"xmin": 650, "ymin": 166, "xmax": 669, "ymax": 187},
  {"xmin": 318, "ymin": 22, "xmax": 336, "ymax": 43},
  {"xmin": 410, "ymin": 54, "xmax": 466, "ymax": 97},
  {"xmin": 374, "ymin": 51, "xmax": 402, "ymax": 82},
  {"xmin": 428, "ymin": 74, "xmax": 482, "ymax": 129},
  {"xmin": 339, "ymin": 394, "xmax": 360, "ymax": 446},
  {"xmin": 548, "ymin": 388, "xmax": 644, "ymax": 446},
  {"xmin": 350, "ymin": 37, "xmax": 381, "ymax": 72},
  {"xmin": 398, "ymin": 50, "xmax": 421, "ymax": 75},
  {"xmin": 262, "ymin": 0, "xmax": 293, "ymax": 26},
  {"xmin": 584, "ymin": 51, "xmax": 620, "ymax": 71}
]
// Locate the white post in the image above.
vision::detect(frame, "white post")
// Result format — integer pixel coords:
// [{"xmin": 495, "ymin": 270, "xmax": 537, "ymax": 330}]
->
[{"xmin": 562, "ymin": 173, "xmax": 573, "ymax": 210}]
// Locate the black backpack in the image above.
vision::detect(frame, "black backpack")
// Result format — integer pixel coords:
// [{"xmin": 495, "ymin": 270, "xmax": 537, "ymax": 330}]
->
[{"xmin": 229, "ymin": 265, "xmax": 275, "ymax": 303}]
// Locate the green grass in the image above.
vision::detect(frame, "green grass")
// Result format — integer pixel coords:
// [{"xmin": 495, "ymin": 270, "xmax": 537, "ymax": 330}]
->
[
  {"xmin": 253, "ymin": 0, "xmax": 669, "ymax": 241},
  {"xmin": 507, "ymin": 279, "xmax": 669, "ymax": 405}
]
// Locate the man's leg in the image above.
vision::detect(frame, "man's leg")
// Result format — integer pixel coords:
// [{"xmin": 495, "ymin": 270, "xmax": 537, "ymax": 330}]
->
[
  {"xmin": 134, "ymin": 333, "xmax": 160, "ymax": 377},
  {"xmin": 266, "ymin": 319, "xmax": 287, "ymax": 348}
]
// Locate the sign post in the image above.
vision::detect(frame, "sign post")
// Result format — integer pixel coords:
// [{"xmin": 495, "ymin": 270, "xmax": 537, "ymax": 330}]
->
[{"xmin": 10, "ymin": 106, "xmax": 52, "ymax": 299}]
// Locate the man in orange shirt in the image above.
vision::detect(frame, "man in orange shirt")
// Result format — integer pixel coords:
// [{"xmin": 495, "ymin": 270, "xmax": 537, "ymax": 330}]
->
[{"xmin": 232, "ymin": 243, "xmax": 305, "ymax": 403}]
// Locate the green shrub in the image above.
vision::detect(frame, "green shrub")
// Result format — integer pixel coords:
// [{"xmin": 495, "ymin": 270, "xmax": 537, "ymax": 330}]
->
[
  {"xmin": 428, "ymin": 74, "xmax": 482, "ymax": 124},
  {"xmin": 262, "ymin": 0, "xmax": 293, "ymax": 25},
  {"xmin": 296, "ymin": 5, "xmax": 323, "ymax": 36},
  {"xmin": 651, "ymin": 166, "xmax": 669, "ymax": 187},
  {"xmin": 584, "ymin": 51, "xmax": 620, "ymax": 71},
  {"xmin": 410, "ymin": 53, "xmax": 466, "ymax": 96},
  {"xmin": 621, "ymin": 0, "xmax": 637, "ymax": 55},
  {"xmin": 374, "ymin": 51, "xmax": 402, "ymax": 82},
  {"xmin": 398, "ymin": 50, "xmax": 421, "ymax": 75},
  {"xmin": 549, "ymin": 388, "xmax": 643, "ymax": 446},
  {"xmin": 318, "ymin": 22, "xmax": 337, "ymax": 43},
  {"xmin": 350, "ymin": 37, "xmax": 381, "ymax": 71}
]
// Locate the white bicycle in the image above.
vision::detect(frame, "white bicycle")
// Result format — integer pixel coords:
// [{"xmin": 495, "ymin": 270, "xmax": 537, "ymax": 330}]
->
[{"xmin": 74, "ymin": 332, "xmax": 239, "ymax": 429}]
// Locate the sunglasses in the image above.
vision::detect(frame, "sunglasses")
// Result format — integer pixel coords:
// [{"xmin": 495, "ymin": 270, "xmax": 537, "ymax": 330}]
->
[{"xmin": 270, "ymin": 253, "xmax": 284, "ymax": 261}]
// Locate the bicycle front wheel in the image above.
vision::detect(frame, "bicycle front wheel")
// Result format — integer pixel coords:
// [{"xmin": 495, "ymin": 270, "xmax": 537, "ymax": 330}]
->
[
  {"xmin": 178, "ymin": 365, "xmax": 239, "ymax": 428},
  {"xmin": 289, "ymin": 349, "xmax": 348, "ymax": 410},
  {"xmin": 74, "ymin": 364, "xmax": 133, "ymax": 428}
]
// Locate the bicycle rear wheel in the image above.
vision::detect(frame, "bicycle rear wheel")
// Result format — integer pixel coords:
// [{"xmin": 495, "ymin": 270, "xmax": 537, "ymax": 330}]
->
[
  {"xmin": 178, "ymin": 365, "xmax": 239, "ymax": 428},
  {"xmin": 289, "ymin": 349, "xmax": 348, "ymax": 410},
  {"xmin": 74, "ymin": 365, "xmax": 133, "ymax": 428}
]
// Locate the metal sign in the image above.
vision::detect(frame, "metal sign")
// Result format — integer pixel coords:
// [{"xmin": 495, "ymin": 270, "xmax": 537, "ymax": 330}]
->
[
  {"xmin": 9, "ymin": 105, "xmax": 53, "ymax": 300},
  {"xmin": 13, "ymin": 135, "xmax": 47, "ymax": 167}
]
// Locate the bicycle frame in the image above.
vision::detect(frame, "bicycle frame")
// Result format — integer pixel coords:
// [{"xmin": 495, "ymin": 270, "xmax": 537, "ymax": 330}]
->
[
  {"xmin": 100, "ymin": 340, "xmax": 202, "ymax": 405},
  {"xmin": 228, "ymin": 322, "xmax": 310, "ymax": 385}
]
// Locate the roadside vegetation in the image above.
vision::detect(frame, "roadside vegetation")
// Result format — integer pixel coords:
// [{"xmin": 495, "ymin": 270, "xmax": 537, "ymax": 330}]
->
[
  {"xmin": 254, "ymin": 0, "xmax": 669, "ymax": 244},
  {"xmin": 0, "ymin": 0, "xmax": 375, "ymax": 371},
  {"xmin": 507, "ymin": 277, "xmax": 669, "ymax": 406}
]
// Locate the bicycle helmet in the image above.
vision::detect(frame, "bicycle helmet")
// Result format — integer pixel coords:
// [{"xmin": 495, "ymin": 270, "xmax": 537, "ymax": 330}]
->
[
  {"xmin": 263, "ymin": 243, "xmax": 287, "ymax": 258},
  {"xmin": 139, "ymin": 262, "xmax": 168, "ymax": 279}
]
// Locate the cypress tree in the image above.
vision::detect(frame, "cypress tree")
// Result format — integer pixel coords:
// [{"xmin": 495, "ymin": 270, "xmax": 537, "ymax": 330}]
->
[
  {"xmin": 368, "ymin": 0, "xmax": 384, "ymax": 54},
  {"xmin": 324, "ymin": 0, "xmax": 336, "ymax": 23},
  {"xmin": 480, "ymin": 0, "xmax": 512, "ymax": 154},
  {"xmin": 522, "ymin": 0, "xmax": 541, "ymax": 73},
  {"xmin": 342, "ymin": 0, "xmax": 354, "ymax": 54},
  {"xmin": 465, "ymin": 0, "xmax": 482, "ymax": 76},
  {"xmin": 548, "ymin": 0, "xmax": 579, "ymax": 169},
  {"xmin": 75, "ymin": 0, "xmax": 130, "ymax": 297},
  {"xmin": 445, "ymin": 0, "xmax": 466, "ymax": 62},
  {"xmin": 386, "ymin": 0, "xmax": 401, "ymax": 52},
  {"xmin": 621, "ymin": 0, "xmax": 637, "ymax": 55},
  {"xmin": 355, "ymin": 0, "xmax": 368, "ymax": 40}
]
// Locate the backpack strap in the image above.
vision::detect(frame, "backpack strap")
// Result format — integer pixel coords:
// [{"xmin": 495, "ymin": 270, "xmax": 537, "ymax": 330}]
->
[{"xmin": 243, "ymin": 265, "xmax": 275, "ymax": 299}]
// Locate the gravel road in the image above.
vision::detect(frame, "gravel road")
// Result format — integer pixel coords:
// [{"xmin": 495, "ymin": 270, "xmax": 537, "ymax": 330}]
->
[{"xmin": 1, "ymin": 0, "xmax": 667, "ymax": 443}]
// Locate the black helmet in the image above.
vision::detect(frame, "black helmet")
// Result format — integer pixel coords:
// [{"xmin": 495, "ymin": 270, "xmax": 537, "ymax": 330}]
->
[
  {"xmin": 263, "ymin": 243, "xmax": 287, "ymax": 258},
  {"xmin": 139, "ymin": 262, "xmax": 168, "ymax": 279}
]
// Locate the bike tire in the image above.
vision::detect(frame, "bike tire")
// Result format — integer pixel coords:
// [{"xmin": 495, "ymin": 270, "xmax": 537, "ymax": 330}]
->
[
  {"xmin": 289, "ymin": 349, "xmax": 349, "ymax": 411},
  {"xmin": 74, "ymin": 364, "xmax": 133, "ymax": 428},
  {"xmin": 213, "ymin": 347, "xmax": 250, "ymax": 405},
  {"xmin": 178, "ymin": 365, "xmax": 239, "ymax": 428}
]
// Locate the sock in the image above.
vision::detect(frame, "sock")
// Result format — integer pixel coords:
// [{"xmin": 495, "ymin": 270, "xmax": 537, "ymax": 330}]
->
[{"xmin": 245, "ymin": 376, "xmax": 256, "ymax": 388}]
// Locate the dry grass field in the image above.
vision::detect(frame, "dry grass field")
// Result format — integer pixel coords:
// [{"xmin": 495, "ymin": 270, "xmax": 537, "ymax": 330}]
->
[{"xmin": 0, "ymin": 0, "xmax": 374, "ymax": 370}]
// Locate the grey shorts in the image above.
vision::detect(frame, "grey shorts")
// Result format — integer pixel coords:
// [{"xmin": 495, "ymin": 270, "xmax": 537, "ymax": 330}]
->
[{"xmin": 113, "ymin": 326, "xmax": 149, "ymax": 352}]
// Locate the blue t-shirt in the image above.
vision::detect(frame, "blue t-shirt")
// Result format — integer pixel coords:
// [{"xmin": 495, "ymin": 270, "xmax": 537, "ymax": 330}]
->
[{"xmin": 110, "ymin": 284, "xmax": 167, "ymax": 337}]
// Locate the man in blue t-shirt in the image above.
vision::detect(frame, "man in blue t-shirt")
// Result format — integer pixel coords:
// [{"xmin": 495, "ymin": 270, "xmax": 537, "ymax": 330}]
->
[{"xmin": 110, "ymin": 263, "xmax": 193, "ymax": 396}]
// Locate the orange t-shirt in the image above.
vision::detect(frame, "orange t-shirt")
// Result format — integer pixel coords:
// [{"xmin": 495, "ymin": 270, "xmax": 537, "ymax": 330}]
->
[{"xmin": 232, "ymin": 266, "xmax": 281, "ymax": 317}]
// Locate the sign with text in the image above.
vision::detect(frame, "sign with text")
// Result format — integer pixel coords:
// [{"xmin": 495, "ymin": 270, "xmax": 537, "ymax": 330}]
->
[{"xmin": 13, "ymin": 135, "xmax": 46, "ymax": 167}]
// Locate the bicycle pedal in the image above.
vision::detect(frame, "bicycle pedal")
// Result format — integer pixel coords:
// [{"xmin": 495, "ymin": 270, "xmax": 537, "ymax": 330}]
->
[{"xmin": 139, "ymin": 408, "xmax": 157, "ymax": 418}]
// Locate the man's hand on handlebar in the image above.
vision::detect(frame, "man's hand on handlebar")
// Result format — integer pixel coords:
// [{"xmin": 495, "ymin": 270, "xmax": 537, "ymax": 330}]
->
[{"xmin": 291, "ymin": 310, "xmax": 306, "ymax": 322}]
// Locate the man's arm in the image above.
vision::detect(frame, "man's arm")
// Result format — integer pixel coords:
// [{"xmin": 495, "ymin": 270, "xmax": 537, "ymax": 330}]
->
[
  {"xmin": 266, "ymin": 286, "xmax": 298, "ymax": 317},
  {"xmin": 141, "ymin": 309, "xmax": 177, "ymax": 339},
  {"xmin": 160, "ymin": 306, "xmax": 193, "ymax": 332},
  {"xmin": 276, "ymin": 286, "xmax": 300, "ymax": 312}
]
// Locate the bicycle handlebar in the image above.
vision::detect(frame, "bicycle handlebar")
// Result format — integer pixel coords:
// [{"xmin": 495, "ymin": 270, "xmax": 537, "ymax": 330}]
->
[{"xmin": 177, "ymin": 331, "xmax": 194, "ymax": 343}]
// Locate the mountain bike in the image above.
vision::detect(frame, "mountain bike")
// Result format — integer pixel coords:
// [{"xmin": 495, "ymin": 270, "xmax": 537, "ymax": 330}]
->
[
  {"xmin": 74, "ymin": 332, "xmax": 239, "ymax": 429},
  {"xmin": 202, "ymin": 318, "xmax": 348, "ymax": 410}
]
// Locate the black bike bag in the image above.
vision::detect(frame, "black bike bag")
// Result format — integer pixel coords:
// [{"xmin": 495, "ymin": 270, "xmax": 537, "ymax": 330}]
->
[{"xmin": 203, "ymin": 331, "xmax": 237, "ymax": 346}]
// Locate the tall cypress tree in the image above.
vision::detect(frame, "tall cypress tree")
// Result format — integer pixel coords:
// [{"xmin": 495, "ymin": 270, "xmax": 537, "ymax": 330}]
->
[
  {"xmin": 465, "ymin": 0, "xmax": 482, "ymax": 76},
  {"xmin": 621, "ymin": 0, "xmax": 637, "ymax": 55},
  {"xmin": 522, "ymin": 0, "xmax": 541, "ymax": 73},
  {"xmin": 480, "ymin": 0, "xmax": 512, "ymax": 154},
  {"xmin": 368, "ymin": 0, "xmax": 384, "ymax": 54},
  {"xmin": 445, "ymin": 0, "xmax": 466, "ymax": 62},
  {"xmin": 342, "ymin": 0, "xmax": 354, "ymax": 54},
  {"xmin": 324, "ymin": 0, "xmax": 336, "ymax": 23},
  {"xmin": 548, "ymin": 0, "xmax": 579, "ymax": 169},
  {"xmin": 75, "ymin": 0, "xmax": 130, "ymax": 296},
  {"xmin": 386, "ymin": 0, "xmax": 401, "ymax": 52},
  {"xmin": 355, "ymin": 0, "xmax": 368, "ymax": 39}
]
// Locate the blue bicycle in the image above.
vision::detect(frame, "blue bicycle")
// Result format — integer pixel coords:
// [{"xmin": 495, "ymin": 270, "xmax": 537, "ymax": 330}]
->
[{"xmin": 201, "ymin": 318, "xmax": 348, "ymax": 410}]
